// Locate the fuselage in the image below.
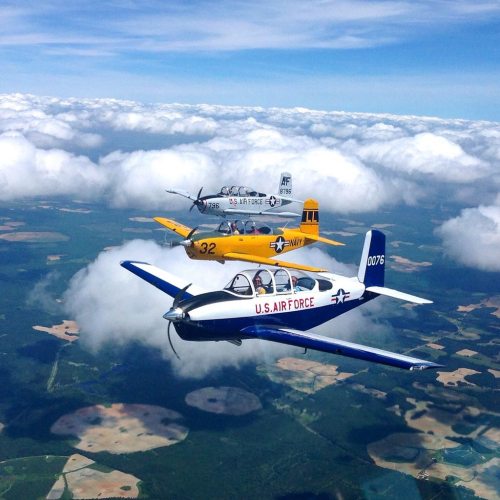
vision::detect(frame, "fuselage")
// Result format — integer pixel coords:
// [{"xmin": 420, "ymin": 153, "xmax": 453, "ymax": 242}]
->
[
  {"xmin": 196, "ymin": 194, "xmax": 303, "ymax": 218},
  {"xmin": 171, "ymin": 270, "xmax": 371, "ymax": 342},
  {"xmin": 185, "ymin": 227, "xmax": 310, "ymax": 261}
]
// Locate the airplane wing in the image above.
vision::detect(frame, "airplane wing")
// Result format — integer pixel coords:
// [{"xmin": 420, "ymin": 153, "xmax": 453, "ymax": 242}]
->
[
  {"xmin": 241, "ymin": 325, "xmax": 442, "ymax": 371},
  {"xmin": 165, "ymin": 188, "xmax": 197, "ymax": 202},
  {"xmin": 154, "ymin": 217, "xmax": 193, "ymax": 239},
  {"xmin": 284, "ymin": 229, "xmax": 344, "ymax": 246},
  {"xmin": 223, "ymin": 208, "xmax": 301, "ymax": 218},
  {"xmin": 120, "ymin": 260, "xmax": 207, "ymax": 299},
  {"xmin": 223, "ymin": 252, "xmax": 328, "ymax": 273}
]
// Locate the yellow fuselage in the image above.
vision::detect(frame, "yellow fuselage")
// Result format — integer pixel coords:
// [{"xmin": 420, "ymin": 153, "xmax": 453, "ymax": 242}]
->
[{"xmin": 185, "ymin": 230, "xmax": 308, "ymax": 261}]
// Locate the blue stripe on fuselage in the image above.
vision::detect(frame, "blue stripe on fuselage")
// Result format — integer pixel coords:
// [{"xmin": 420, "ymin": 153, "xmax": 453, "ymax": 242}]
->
[{"xmin": 175, "ymin": 295, "xmax": 374, "ymax": 341}]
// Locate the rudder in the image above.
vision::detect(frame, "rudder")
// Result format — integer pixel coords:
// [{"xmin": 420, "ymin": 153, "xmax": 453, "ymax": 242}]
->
[
  {"xmin": 300, "ymin": 199, "xmax": 319, "ymax": 236},
  {"xmin": 358, "ymin": 230, "xmax": 385, "ymax": 287},
  {"xmin": 279, "ymin": 171, "xmax": 292, "ymax": 196}
]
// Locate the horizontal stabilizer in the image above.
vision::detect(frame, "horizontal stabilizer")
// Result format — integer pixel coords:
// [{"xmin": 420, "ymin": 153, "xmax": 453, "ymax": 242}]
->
[
  {"xmin": 366, "ymin": 286, "xmax": 432, "ymax": 304},
  {"xmin": 223, "ymin": 252, "xmax": 328, "ymax": 273},
  {"xmin": 120, "ymin": 261, "xmax": 206, "ymax": 299},
  {"xmin": 284, "ymin": 229, "xmax": 344, "ymax": 247},
  {"xmin": 242, "ymin": 325, "xmax": 442, "ymax": 371},
  {"xmin": 154, "ymin": 217, "xmax": 192, "ymax": 239}
]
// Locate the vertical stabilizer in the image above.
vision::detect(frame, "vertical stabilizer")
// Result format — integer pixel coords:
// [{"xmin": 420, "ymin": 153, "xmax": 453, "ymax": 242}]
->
[
  {"xmin": 358, "ymin": 230, "xmax": 385, "ymax": 287},
  {"xmin": 300, "ymin": 199, "xmax": 319, "ymax": 236},
  {"xmin": 279, "ymin": 171, "xmax": 292, "ymax": 196}
]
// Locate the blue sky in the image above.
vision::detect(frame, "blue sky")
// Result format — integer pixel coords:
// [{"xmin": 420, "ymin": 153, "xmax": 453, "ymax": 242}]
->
[{"xmin": 1, "ymin": 0, "xmax": 500, "ymax": 120}]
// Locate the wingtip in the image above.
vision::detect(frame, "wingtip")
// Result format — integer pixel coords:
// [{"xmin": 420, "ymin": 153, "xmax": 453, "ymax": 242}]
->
[{"xmin": 409, "ymin": 362, "xmax": 444, "ymax": 371}]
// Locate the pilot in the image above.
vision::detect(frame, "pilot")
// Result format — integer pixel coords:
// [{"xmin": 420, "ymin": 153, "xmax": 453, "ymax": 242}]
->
[
  {"xmin": 292, "ymin": 275, "xmax": 306, "ymax": 292},
  {"xmin": 230, "ymin": 222, "xmax": 240, "ymax": 235},
  {"xmin": 253, "ymin": 275, "xmax": 266, "ymax": 295}
]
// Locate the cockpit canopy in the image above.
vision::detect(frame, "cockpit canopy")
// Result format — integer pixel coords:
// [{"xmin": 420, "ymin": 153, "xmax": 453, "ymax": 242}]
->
[
  {"xmin": 219, "ymin": 186, "xmax": 265, "ymax": 197},
  {"xmin": 217, "ymin": 220, "xmax": 272, "ymax": 235},
  {"xmin": 223, "ymin": 268, "xmax": 328, "ymax": 297}
]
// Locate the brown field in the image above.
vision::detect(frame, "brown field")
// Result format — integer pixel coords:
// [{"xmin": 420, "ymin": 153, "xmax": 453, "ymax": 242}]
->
[
  {"xmin": 456, "ymin": 348, "xmax": 478, "ymax": 357},
  {"xmin": 389, "ymin": 255, "xmax": 432, "ymax": 273},
  {"xmin": 0, "ymin": 231, "xmax": 69, "ymax": 242},
  {"xmin": 33, "ymin": 320, "xmax": 80, "ymax": 342},
  {"xmin": 185, "ymin": 386, "xmax": 262, "ymax": 415},
  {"xmin": 457, "ymin": 296, "xmax": 500, "ymax": 318},
  {"xmin": 51, "ymin": 403, "xmax": 188, "ymax": 453},
  {"xmin": 436, "ymin": 368, "xmax": 481, "ymax": 387},
  {"xmin": 427, "ymin": 342, "xmax": 445, "ymax": 350},
  {"xmin": 46, "ymin": 454, "xmax": 139, "ymax": 499},
  {"xmin": 262, "ymin": 357, "xmax": 354, "ymax": 394}
]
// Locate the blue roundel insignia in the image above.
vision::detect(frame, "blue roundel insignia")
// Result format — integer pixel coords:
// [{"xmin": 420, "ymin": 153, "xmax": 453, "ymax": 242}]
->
[{"xmin": 270, "ymin": 236, "xmax": 287, "ymax": 253}]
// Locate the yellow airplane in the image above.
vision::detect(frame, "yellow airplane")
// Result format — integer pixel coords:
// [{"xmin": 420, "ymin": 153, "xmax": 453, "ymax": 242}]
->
[{"xmin": 154, "ymin": 199, "xmax": 344, "ymax": 272}]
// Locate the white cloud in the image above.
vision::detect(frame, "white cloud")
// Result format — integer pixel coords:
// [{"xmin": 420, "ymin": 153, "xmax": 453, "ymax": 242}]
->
[
  {"xmin": 436, "ymin": 200, "xmax": 500, "ymax": 272},
  {"xmin": 2, "ymin": 1, "xmax": 499, "ymax": 53},
  {"xmin": 63, "ymin": 238, "xmax": 388, "ymax": 378},
  {"xmin": 0, "ymin": 94, "xmax": 497, "ymax": 220},
  {"xmin": 355, "ymin": 132, "xmax": 488, "ymax": 183},
  {"xmin": 0, "ymin": 132, "xmax": 106, "ymax": 200}
]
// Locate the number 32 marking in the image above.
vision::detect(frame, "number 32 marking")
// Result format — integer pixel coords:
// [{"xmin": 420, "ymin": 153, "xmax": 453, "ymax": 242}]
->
[{"xmin": 200, "ymin": 242, "xmax": 216, "ymax": 254}]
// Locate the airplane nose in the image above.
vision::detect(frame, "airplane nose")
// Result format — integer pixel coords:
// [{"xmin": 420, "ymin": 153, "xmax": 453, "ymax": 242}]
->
[
  {"xmin": 179, "ymin": 239, "xmax": 193, "ymax": 247},
  {"xmin": 163, "ymin": 307, "xmax": 184, "ymax": 322}
]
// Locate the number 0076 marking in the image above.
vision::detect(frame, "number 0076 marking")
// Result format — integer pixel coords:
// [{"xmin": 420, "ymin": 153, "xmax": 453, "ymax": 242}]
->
[{"xmin": 367, "ymin": 254, "xmax": 385, "ymax": 266}]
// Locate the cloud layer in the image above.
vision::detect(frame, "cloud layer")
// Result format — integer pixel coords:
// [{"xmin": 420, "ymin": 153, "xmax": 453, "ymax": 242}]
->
[{"xmin": 1, "ymin": 93, "xmax": 498, "ymax": 213}]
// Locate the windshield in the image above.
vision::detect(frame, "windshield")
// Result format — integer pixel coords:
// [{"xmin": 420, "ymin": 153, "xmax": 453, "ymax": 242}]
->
[{"xmin": 224, "ymin": 274, "xmax": 252, "ymax": 295}]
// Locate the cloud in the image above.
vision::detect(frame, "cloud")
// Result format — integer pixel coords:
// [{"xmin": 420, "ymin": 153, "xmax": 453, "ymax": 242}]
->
[
  {"xmin": 355, "ymin": 132, "xmax": 488, "ymax": 183},
  {"xmin": 0, "ymin": 131, "xmax": 106, "ymax": 200},
  {"xmin": 436, "ymin": 199, "xmax": 500, "ymax": 272},
  {"xmin": 0, "ymin": 94, "xmax": 498, "ymax": 219},
  {"xmin": 62, "ymin": 238, "xmax": 390, "ymax": 378},
  {"xmin": 2, "ymin": 1, "xmax": 500, "ymax": 53}
]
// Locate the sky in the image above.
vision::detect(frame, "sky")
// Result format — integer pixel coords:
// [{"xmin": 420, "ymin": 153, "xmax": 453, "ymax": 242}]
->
[{"xmin": 1, "ymin": 0, "xmax": 500, "ymax": 120}]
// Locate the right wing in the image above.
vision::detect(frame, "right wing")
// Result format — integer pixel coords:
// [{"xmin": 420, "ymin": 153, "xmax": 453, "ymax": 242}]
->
[
  {"xmin": 120, "ymin": 261, "xmax": 207, "ymax": 299},
  {"xmin": 223, "ymin": 252, "xmax": 328, "ymax": 273},
  {"xmin": 242, "ymin": 325, "xmax": 443, "ymax": 371},
  {"xmin": 165, "ymin": 188, "xmax": 197, "ymax": 202},
  {"xmin": 154, "ymin": 217, "xmax": 193, "ymax": 239}
]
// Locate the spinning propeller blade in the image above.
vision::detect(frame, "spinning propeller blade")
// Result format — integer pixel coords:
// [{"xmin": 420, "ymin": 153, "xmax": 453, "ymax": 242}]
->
[{"xmin": 189, "ymin": 187, "xmax": 204, "ymax": 212}]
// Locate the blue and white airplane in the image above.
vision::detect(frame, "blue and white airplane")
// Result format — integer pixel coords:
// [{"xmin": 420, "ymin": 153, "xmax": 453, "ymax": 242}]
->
[{"xmin": 121, "ymin": 230, "xmax": 441, "ymax": 371}]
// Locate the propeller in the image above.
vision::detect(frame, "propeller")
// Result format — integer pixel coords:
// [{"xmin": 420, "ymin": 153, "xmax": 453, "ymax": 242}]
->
[
  {"xmin": 179, "ymin": 226, "xmax": 198, "ymax": 247},
  {"xmin": 163, "ymin": 284, "xmax": 192, "ymax": 360},
  {"xmin": 189, "ymin": 187, "xmax": 205, "ymax": 212}
]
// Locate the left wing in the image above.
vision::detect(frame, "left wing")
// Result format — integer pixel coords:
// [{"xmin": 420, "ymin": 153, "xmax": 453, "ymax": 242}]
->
[
  {"xmin": 165, "ymin": 188, "xmax": 197, "ymax": 202},
  {"xmin": 154, "ymin": 217, "xmax": 192, "ymax": 239},
  {"xmin": 241, "ymin": 325, "xmax": 442, "ymax": 370},
  {"xmin": 121, "ymin": 260, "xmax": 207, "ymax": 299},
  {"xmin": 223, "ymin": 252, "xmax": 328, "ymax": 273}
]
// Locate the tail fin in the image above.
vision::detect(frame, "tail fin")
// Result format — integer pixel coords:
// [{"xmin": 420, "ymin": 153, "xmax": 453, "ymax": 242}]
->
[
  {"xmin": 358, "ymin": 230, "xmax": 385, "ymax": 287},
  {"xmin": 300, "ymin": 199, "xmax": 319, "ymax": 236},
  {"xmin": 358, "ymin": 230, "xmax": 433, "ymax": 304},
  {"xmin": 279, "ymin": 171, "xmax": 292, "ymax": 196}
]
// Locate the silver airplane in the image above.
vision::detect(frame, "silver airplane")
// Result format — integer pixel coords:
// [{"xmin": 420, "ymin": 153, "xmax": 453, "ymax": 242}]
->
[{"xmin": 166, "ymin": 172, "xmax": 303, "ymax": 218}]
